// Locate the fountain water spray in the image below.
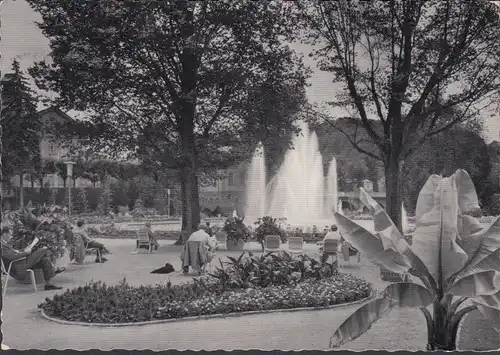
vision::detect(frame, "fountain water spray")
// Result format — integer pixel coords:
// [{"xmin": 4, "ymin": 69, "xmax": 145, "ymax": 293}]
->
[
  {"xmin": 244, "ymin": 142, "xmax": 266, "ymax": 221},
  {"xmin": 325, "ymin": 157, "xmax": 338, "ymax": 216},
  {"xmin": 401, "ymin": 202, "xmax": 408, "ymax": 233}
]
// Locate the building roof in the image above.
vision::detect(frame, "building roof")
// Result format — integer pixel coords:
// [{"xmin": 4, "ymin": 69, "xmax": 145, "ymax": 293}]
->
[{"xmin": 38, "ymin": 106, "xmax": 75, "ymax": 123}]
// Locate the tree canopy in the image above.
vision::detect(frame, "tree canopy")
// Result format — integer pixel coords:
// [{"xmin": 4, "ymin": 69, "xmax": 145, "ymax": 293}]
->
[
  {"xmin": 28, "ymin": 0, "xmax": 309, "ymax": 232},
  {"xmin": 299, "ymin": 0, "xmax": 500, "ymax": 229}
]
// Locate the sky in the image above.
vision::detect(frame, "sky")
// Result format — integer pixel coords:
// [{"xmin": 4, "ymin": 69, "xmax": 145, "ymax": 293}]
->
[{"xmin": 2, "ymin": 0, "xmax": 500, "ymax": 142}]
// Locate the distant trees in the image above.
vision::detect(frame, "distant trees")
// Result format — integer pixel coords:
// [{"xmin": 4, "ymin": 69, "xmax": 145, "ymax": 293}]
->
[{"xmin": 299, "ymin": 0, "xmax": 500, "ymax": 230}]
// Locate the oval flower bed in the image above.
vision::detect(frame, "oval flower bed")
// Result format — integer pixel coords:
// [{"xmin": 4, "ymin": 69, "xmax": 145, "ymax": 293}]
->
[{"xmin": 38, "ymin": 252, "xmax": 372, "ymax": 324}]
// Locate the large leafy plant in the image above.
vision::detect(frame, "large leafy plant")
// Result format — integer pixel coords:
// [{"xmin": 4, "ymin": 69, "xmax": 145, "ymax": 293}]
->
[
  {"xmin": 222, "ymin": 217, "xmax": 251, "ymax": 243},
  {"xmin": 331, "ymin": 170, "xmax": 500, "ymax": 351},
  {"xmin": 253, "ymin": 216, "xmax": 288, "ymax": 251},
  {"xmin": 5, "ymin": 205, "xmax": 68, "ymax": 261}
]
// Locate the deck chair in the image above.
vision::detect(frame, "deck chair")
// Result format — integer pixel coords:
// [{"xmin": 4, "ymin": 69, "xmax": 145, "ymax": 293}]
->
[
  {"xmin": 323, "ymin": 239, "xmax": 339, "ymax": 265},
  {"xmin": 288, "ymin": 237, "xmax": 304, "ymax": 257},
  {"xmin": 214, "ymin": 231, "xmax": 228, "ymax": 251},
  {"xmin": 136, "ymin": 228, "xmax": 154, "ymax": 253},
  {"xmin": 85, "ymin": 241, "xmax": 102, "ymax": 262},
  {"xmin": 264, "ymin": 235, "xmax": 281, "ymax": 253},
  {"xmin": 2, "ymin": 258, "xmax": 37, "ymax": 297}
]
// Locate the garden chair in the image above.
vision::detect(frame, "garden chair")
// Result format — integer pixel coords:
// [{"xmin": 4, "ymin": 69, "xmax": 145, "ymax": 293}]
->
[
  {"xmin": 215, "ymin": 231, "xmax": 228, "ymax": 251},
  {"xmin": 264, "ymin": 235, "xmax": 281, "ymax": 254},
  {"xmin": 288, "ymin": 237, "xmax": 304, "ymax": 257},
  {"xmin": 85, "ymin": 241, "xmax": 102, "ymax": 263},
  {"xmin": 135, "ymin": 228, "xmax": 154, "ymax": 253},
  {"xmin": 1, "ymin": 258, "xmax": 37, "ymax": 297},
  {"xmin": 322, "ymin": 239, "xmax": 339, "ymax": 265}
]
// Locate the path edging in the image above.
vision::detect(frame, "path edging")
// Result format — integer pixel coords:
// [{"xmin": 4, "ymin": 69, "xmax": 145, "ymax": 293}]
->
[{"xmin": 40, "ymin": 287, "xmax": 377, "ymax": 328}]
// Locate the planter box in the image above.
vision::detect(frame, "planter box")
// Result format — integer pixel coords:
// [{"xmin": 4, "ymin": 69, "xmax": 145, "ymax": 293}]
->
[
  {"xmin": 18, "ymin": 268, "xmax": 45, "ymax": 285},
  {"xmin": 226, "ymin": 239, "xmax": 245, "ymax": 251}
]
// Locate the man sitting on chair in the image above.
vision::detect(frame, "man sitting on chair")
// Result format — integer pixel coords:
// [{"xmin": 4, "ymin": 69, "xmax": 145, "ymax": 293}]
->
[
  {"xmin": 142, "ymin": 222, "xmax": 159, "ymax": 251},
  {"xmin": 1, "ymin": 227, "xmax": 65, "ymax": 290},
  {"xmin": 320, "ymin": 225, "xmax": 341, "ymax": 263},
  {"xmin": 181, "ymin": 224, "xmax": 214, "ymax": 274},
  {"xmin": 75, "ymin": 221, "xmax": 108, "ymax": 263}
]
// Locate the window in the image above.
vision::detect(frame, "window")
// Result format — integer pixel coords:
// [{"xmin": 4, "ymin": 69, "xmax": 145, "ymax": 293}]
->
[
  {"xmin": 239, "ymin": 172, "xmax": 246, "ymax": 185},
  {"xmin": 228, "ymin": 173, "xmax": 234, "ymax": 186}
]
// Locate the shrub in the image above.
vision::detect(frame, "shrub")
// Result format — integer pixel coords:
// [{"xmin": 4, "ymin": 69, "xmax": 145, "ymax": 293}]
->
[
  {"xmin": 253, "ymin": 216, "xmax": 288, "ymax": 251},
  {"xmin": 97, "ymin": 187, "xmax": 112, "ymax": 215},
  {"xmin": 6, "ymin": 205, "xmax": 68, "ymax": 261},
  {"xmin": 222, "ymin": 217, "xmax": 251, "ymax": 243},
  {"xmin": 74, "ymin": 188, "xmax": 89, "ymax": 214},
  {"xmin": 38, "ymin": 274, "xmax": 371, "ymax": 324}
]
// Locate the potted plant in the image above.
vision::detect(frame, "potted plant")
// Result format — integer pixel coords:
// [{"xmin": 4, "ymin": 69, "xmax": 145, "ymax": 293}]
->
[
  {"xmin": 254, "ymin": 216, "xmax": 288, "ymax": 252},
  {"xmin": 329, "ymin": 169, "xmax": 500, "ymax": 351},
  {"xmin": 222, "ymin": 216, "xmax": 250, "ymax": 251}
]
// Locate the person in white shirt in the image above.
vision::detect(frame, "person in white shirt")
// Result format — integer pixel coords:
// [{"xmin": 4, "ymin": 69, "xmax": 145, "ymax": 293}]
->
[
  {"xmin": 319, "ymin": 225, "xmax": 341, "ymax": 263},
  {"xmin": 182, "ymin": 224, "xmax": 214, "ymax": 273}
]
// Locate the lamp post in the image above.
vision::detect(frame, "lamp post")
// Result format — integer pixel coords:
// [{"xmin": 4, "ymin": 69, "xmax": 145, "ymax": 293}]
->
[
  {"xmin": 167, "ymin": 189, "xmax": 171, "ymax": 217},
  {"xmin": 64, "ymin": 161, "xmax": 75, "ymax": 216}
]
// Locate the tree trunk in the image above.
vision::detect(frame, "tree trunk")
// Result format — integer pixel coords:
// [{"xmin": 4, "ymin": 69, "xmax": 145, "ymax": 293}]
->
[
  {"xmin": 384, "ymin": 156, "xmax": 402, "ymax": 232},
  {"xmin": 427, "ymin": 299, "xmax": 457, "ymax": 351},
  {"xmin": 19, "ymin": 173, "xmax": 24, "ymax": 209}
]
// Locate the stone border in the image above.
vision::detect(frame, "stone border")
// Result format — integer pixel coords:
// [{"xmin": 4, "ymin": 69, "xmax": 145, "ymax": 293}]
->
[{"xmin": 40, "ymin": 287, "xmax": 377, "ymax": 328}]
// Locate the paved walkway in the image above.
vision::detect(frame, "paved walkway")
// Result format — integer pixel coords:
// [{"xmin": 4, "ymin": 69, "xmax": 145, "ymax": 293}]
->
[{"xmin": 2, "ymin": 239, "xmax": 498, "ymax": 350}]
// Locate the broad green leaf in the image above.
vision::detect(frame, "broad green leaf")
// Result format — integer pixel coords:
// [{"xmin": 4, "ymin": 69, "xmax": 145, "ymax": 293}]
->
[
  {"xmin": 382, "ymin": 282, "xmax": 434, "ymax": 307},
  {"xmin": 454, "ymin": 169, "xmax": 480, "ymax": 214},
  {"xmin": 455, "ymin": 217, "xmax": 500, "ymax": 279},
  {"xmin": 358, "ymin": 188, "xmax": 435, "ymax": 289},
  {"xmin": 411, "ymin": 177, "xmax": 468, "ymax": 283},
  {"xmin": 330, "ymin": 298, "xmax": 395, "ymax": 348},
  {"xmin": 415, "ymin": 174, "xmax": 442, "ymax": 220},
  {"xmin": 458, "ymin": 215, "xmax": 484, "ymax": 257},
  {"xmin": 475, "ymin": 289, "xmax": 500, "ymax": 310},
  {"xmin": 334, "ymin": 212, "xmax": 410, "ymax": 274},
  {"xmin": 475, "ymin": 304, "xmax": 500, "ymax": 334},
  {"xmin": 448, "ymin": 270, "xmax": 498, "ymax": 297}
]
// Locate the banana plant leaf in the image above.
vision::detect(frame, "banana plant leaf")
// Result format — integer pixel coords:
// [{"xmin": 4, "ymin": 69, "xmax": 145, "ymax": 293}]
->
[
  {"xmin": 475, "ymin": 289, "xmax": 500, "ymax": 310},
  {"xmin": 455, "ymin": 217, "xmax": 500, "ymax": 279},
  {"xmin": 410, "ymin": 177, "xmax": 468, "ymax": 284},
  {"xmin": 358, "ymin": 188, "xmax": 435, "ymax": 289},
  {"xmin": 382, "ymin": 282, "xmax": 434, "ymax": 308},
  {"xmin": 458, "ymin": 215, "xmax": 486, "ymax": 257},
  {"xmin": 448, "ymin": 270, "xmax": 498, "ymax": 297},
  {"xmin": 334, "ymin": 212, "xmax": 410, "ymax": 274},
  {"xmin": 475, "ymin": 304, "xmax": 500, "ymax": 333},
  {"xmin": 329, "ymin": 298, "xmax": 396, "ymax": 348},
  {"xmin": 415, "ymin": 174, "xmax": 442, "ymax": 220},
  {"xmin": 454, "ymin": 169, "xmax": 481, "ymax": 214}
]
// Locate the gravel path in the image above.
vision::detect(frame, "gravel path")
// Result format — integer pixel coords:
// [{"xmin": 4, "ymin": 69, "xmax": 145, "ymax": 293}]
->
[{"xmin": 1, "ymin": 239, "xmax": 497, "ymax": 350}]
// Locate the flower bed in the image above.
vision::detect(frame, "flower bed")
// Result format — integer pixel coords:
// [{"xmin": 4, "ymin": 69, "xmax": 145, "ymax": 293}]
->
[
  {"xmin": 38, "ymin": 274, "xmax": 371, "ymax": 324},
  {"xmin": 86, "ymin": 227, "xmax": 181, "ymax": 240},
  {"xmin": 38, "ymin": 251, "xmax": 372, "ymax": 324}
]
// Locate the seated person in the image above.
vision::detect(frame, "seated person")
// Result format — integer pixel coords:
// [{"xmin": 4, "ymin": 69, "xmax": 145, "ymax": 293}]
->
[
  {"xmin": 181, "ymin": 224, "xmax": 212, "ymax": 274},
  {"xmin": 1, "ymin": 227, "xmax": 65, "ymax": 290},
  {"xmin": 138, "ymin": 222, "xmax": 159, "ymax": 251},
  {"xmin": 319, "ymin": 225, "xmax": 341, "ymax": 263},
  {"xmin": 74, "ymin": 220, "xmax": 108, "ymax": 263}
]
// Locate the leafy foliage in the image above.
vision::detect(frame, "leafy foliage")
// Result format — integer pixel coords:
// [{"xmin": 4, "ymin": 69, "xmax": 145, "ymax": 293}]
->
[
  {"xmin": 222, "ymin": 217, "xmax": 251, "ymax": 243},
  {"xmin": 38, "ymin": 273, "xmax": 371, "ymax": 324},
  {"xmin": 74, "ymin": 188, "xmax": 89, "ymax": 214},
  {"xmin": 97, "ymin": 186, "xmax": 112, "ymax": 215},
  {"xmin": 253, "ymin": 216, "xmax": 288, "ymax": 248},
  {"xmin": 1, "ymin": 59, "xmax": 42, "ymax": 180},
  {"xmin": 299, "ymin": 0, "xmax": 500, "ymax": 230},
  {"xmin": 331, "ymin": 170, "xmax": 500, "ymax": 350},
  {"xmin": 4, "ymin": 205, "xmax": 69, "ymax": 261}
]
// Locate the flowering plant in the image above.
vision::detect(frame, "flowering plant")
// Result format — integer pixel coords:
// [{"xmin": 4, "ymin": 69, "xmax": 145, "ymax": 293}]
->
[{"xmin": 222, "ymin": 217, "xmax": 251, "ymax": 242}]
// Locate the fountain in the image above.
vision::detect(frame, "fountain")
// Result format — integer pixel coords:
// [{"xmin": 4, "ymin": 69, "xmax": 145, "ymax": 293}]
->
[
  {"xmin": 401, "ymin": 202, "xmax": 408, "ymax": 233},
  {"xmin": 325, "ymin": 157, "xmax": 338, "ymax": 215},
  {"xmin": 244, "ymin": 142, "xmax": 267, "ymax": 220},
  {"xmin": 265, "ymin": 122, "xmax": 336, "ymax": 225},
  {"xmin": 337, "ymin": 199, "xmax": 344, "ymax": 216}
]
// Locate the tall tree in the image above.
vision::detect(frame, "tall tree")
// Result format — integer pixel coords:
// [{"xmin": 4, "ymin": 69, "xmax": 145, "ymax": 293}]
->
[
  {"xmin": 1, "ymin": 59, "xmax": 42, "ymax": 190},
  {"xmin": 28, "ymin": 0, "xmax": 308, "ymax": 233},
  {"xmin": 299, "ymin": 0, "xmax": 500, "ymax": 230}
]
